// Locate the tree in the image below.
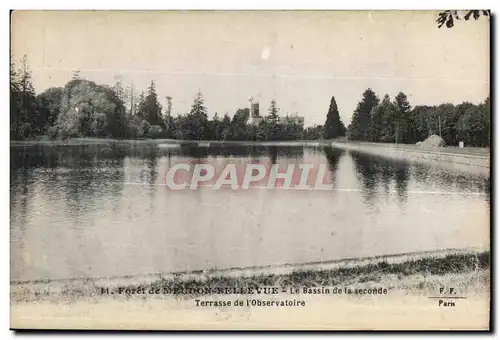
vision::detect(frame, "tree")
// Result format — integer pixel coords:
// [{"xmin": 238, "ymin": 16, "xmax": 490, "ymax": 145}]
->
[
  {"xmin": 136, "ymin": 91, "xmax": 145, "ymax": 116},
  {"xmin": 106, "ymin": 84, "xmax": 128, "ymax": 138},
  {"xmin": 231, "ymin": 108, "xmax": 250, "ymax": 140},
  {"xmin": 434, "ymin": 103, "xmax": 458, "ymax": 145},
  {"xmin": 323, "ymin": 95, "xmax": 346, "ymax": 139},
  {"xmin": 219, "ymin": 114, "xmax": 232, "ymax": 141},
  {"xmin": 36, "ymin": 87, "xmax": 64, "ymax": 134},
  {"xmin": 379, "ymin": 96, "xmax": 397, "ymax": 143},
  {"xmin": 16, "ymin": 55, "xmax": 38, "ymax": 138},
  {"xmin": 66, "ymin": 70, "xmax": 82, "ymax": 92},
  {"xmin": 392, "ymin": 92, "xmax": 412, "ymax": 144},
  {"xmin": 369, "ymin": 94, "xmax": 392, "ymax": 142},
  {"xmin": 55, "ymin": 79, "xmax": 127, "ymax": 139},
  {"xmin": 482, "ymin": 97, "xmax": 491, "ymax": 145},
  {"xmin": 457, "ymin": 104, "xmax": 489, "ymax": 147},
  {"xmin": 137, "ymin": 81, "xmax": 162, "ymax": 125},
  {"xmin": 112, "ymin": 77, "xmax": 126, "ymax": 102},
  {"xmin": 163, "ymin": 114, "xmax": 175, "ymax": 138},
  {"xmin": 437, "ymin": 10, "xmax": 490, "ymax": 28},
  {"xmin": 267, "ymin": 99, "xmax": 279, "ymax": 123},
  {"xmin": 410, "ymin": 105, "xmax": 434, "ymax": 143},
  {"xmin": 246, "ymin": 123, "xmax": 258, "ymax": 141},
  {"xmin": 180, "ymin": 91, "xmax": 209, "ymax": 140},
  {"xmin": 304, "ymin": 125, "xmax": 323, "ymax": 140},
  {"xmin": 348, "ymin": 89, "xmax": 379, "ymax": 141},
  {"xmin": 10, "ymin": 57, "xmax": 20, "ymax": 138},
  {"xmin": 205, "ymin": 112, "xmax": 220, "ymax": 140},
  {"xmin": 266, "ymin": 99, "xmax": 280, "ymax": 140}
]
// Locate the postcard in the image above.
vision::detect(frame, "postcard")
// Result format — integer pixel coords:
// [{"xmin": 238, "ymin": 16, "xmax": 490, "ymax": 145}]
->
[{"xmin": 10, "ymin": 10, "xmax": 490, "ymax": 330}]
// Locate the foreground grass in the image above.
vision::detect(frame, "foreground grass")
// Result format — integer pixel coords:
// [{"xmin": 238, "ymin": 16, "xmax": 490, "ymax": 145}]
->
[
  {"xmin": 149, "ymin": 251, "xmax": 489, "ymax": 298},
  {"xmin": 11, "ymin": 251, "xmax": 489, "ymax": 303}
]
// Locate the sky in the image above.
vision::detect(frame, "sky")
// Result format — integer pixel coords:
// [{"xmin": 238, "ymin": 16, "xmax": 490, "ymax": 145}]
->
[{"xmin": 11, "ymin": 10, "xmax": 490, "ymax": 126}]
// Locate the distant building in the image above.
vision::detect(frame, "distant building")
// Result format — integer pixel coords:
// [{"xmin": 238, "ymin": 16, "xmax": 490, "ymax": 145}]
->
[
  {"xmin": 279, "ymin": 113, "xmax": 305, "ymax": 126},
  {"xmin": 247, "ymin": 97, "xmax": 305, "ymax": 126},
  {"xmin": 165, "ymin": 96, "xmax": 172, "ymax": 117},
  {"xmin": 249, "ymin": 97, "xmax": 263, "ymax": 125},
  {"xmin": 148, "ymin": 125, "xmax": 164, "ymax": 134},
  {"xmin": 251, "ymin": 102, "xmax": 260, "ymax": 117}
]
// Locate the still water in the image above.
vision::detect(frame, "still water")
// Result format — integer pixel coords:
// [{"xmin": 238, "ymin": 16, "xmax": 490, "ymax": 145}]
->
[{"xmin": 10, "ymin": 144, "xmax": 490, "ymax": 281}]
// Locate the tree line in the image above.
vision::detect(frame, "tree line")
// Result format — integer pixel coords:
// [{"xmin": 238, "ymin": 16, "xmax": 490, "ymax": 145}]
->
[
  {"xmin": 10, "ymin": 55, "xmax": 489, "ymax": 147},
  {"xmin": 10, "ymin": 56, "xmax": 318, "ymax": 141},
  {"xmin": 346, "ymin": 89, "xmax": 490, "ymax": 147}
]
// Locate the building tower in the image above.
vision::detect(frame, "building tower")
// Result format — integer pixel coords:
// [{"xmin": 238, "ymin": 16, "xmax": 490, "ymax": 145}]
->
[
  {"xmin": 165, "ymin": 96, "xmax": 172, "ymax": 117},
  {"xmin": 249, "ymin": 96, "xmax": 255, "ymax": 116}
]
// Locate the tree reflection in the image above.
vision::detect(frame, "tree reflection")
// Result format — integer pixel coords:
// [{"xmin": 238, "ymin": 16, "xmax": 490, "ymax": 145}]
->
[
  {"xmin": 349, "ymin": 151, "xmax": 410, "ymax": 206},
  {"xmin": 349, "ymin": 150, "xmax": 491, "ymax": 207},
  {"xmin": 18, "ymin": 145, "xmax": 128, "ymax": 220},
  {"xmin": 10, "ymin": 145, "xmax": 60, "ymax": 169},
  {"xmin": 393, "ymin": 163, "xmax": 410, "ymax": 204},
  {"xmin": 132, "ymin": 146, "xmax": 160, "ymax": 186},
  {"xmin": 10, "ymin": 162, "xmax": 34, "ymax": 279},
  {"xmin": 322, "ymin": 147, "xmax": 345, "ymax": 186},
  {"xmin": 349, "ymin": 151, "xmax": 379, "ymax": 206},
  {"xmin": 267, "ymin": 146, "xmax": 278, "ymax": 164}
]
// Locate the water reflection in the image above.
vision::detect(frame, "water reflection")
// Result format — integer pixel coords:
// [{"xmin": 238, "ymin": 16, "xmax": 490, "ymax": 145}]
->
[
  {"xmin": 349, "ymin": 151, "xmax": 410, "ymax": 206},
  {"xmin": 268, "ymin": 146, "xmax": 278, "ymax": 164},
  {"xmin": 348, "ymin": 150, "xmax": 491, "ymax": 208},
  {"xmin": 144, "ymin": 144, "xmax": 306, "ymax": 160},
  {"xmin": 10, "ymin": 144, "xmax": 490, "ymax": 281},
  {"xmin": 11, "ymin": 145, "xmax": 127, "ymax": 220},
  {"xmin": 323, "ymin": 147, "xmax": 346, "ymax": 186}
]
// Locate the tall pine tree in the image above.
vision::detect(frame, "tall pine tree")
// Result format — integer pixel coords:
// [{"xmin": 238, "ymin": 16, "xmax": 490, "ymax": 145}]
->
[
  {"xmin": 267, "ymin": 99, "xmax": 279, "ymax": 122},
  {"xmin": 392, "ymin": 92, "xmax": 412, "ymax": 144},
  {"xmin": 369, "ymin": 94, "xmax": 393, "ymax": 142},
  {"xmin": 137, "ymin": 81, "xmax": 162, "ymax": 125},
  {"xmin": 348, "ymin": 88, "xmax": 379, "ymax": 141},
  {"xmin": 191, "ymin": 91, "xmax": 208, "ymax": 118},
  {"xmin": 185, "ymin": 91, "xmax": 209, "ymax": 140},
  {"xmin": 10, "ymin": 57, "xmax": 20, "ymax": 138},
  {"xmin": 17, "ymin": 55, "xmax": 38, "ymax": 138},
  {"xmin": 263, "ymin": 99, "xmax": 280, "ymax": 140},
  {"xmin": 323, "ymin": 95, "xmax": 345, "ymax": 139}
]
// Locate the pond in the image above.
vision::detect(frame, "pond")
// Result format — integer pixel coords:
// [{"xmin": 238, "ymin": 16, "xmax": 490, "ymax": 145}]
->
[{"xmin": 10, "ymin": 144, "xmax": 490, "ymax": 281}]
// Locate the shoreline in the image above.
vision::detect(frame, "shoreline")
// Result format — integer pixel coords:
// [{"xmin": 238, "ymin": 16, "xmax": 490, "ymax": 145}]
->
[
  {"xmin": 332, "ymin": 141, "xmax": 490, "ymax": 175},
  {"xmin": 11, "ymin": 248, "xmax": 489, "ymax": 303},
  {"xmin": 9, "ymin": 137, "xmax": 334, "ymax": 147},
  {"xmin": 10, "ymin": 137, "xmax": 491, "ymax": 155}
]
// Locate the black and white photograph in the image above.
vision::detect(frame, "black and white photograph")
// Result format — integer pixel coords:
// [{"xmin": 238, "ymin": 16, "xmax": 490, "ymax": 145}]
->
[{"xmin": 9, "ymin": 10, "xmax": 491, "ymax": 330}]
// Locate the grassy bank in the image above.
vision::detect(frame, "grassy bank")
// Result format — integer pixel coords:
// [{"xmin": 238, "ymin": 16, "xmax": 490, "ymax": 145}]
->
[
  {"xmin": 335, "ymin": 140, "xmax": 490, "ymax": 157},
  {"xmin": 11, "ymin": 250, "xmax": 489, "ymax": 303},
  {"xmin": 332, "ymin": 141, "xmax": 490, "ymax": 175}
]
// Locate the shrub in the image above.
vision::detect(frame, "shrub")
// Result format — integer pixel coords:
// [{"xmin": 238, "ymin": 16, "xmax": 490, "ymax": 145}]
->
[
  {"xmin": 19, "ymin": 123, "xmax": 32, "ymax": 140},
  {"xmin": 140, "ymin": 120, "xmax": 151, "ymax": 135}
]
